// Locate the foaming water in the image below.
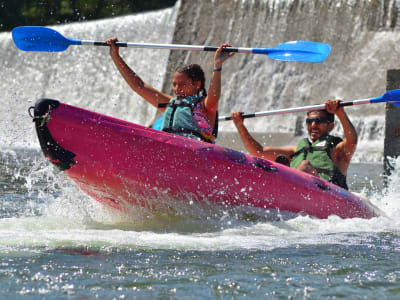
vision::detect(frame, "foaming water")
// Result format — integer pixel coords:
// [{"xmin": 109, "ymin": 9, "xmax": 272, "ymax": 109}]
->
[
  {"xmin": 1, "ymin": 148, "xmax": 399, "ymax": 253},
  {"xmin": 1, "ymin": 148, "xmax": 400, "ymax": 298}
]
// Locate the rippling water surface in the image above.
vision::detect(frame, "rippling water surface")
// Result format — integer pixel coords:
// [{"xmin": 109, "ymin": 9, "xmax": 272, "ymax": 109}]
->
[{"xmin": 1, "ymin": 148, "xmax": 400, "ymax": 299}]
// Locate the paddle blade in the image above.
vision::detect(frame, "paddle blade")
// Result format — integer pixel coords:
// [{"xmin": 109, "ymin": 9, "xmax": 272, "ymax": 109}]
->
[
  {"xmin": 383, "ymin": 89, "xmax": 400, "ymax": 107},
  {"xmin": 370, "ymin": 89, "xmax": 400, "ymax": 107},
  {"xmin": 12, "ymin": 26, "xmax": 80, "ymax": 52},
  {"xmin": 253, "ymin": 41, "xmax": 331, "ymax": 63}
]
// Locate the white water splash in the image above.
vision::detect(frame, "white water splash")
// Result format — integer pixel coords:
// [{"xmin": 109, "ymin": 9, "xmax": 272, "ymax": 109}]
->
[
  {"xmin": 0, "ymin": 6, "xmax": 178, "ymax": 149},
  {"xmin": 0, "ymin": 149, "xmax": 398, "ymax": 252}
]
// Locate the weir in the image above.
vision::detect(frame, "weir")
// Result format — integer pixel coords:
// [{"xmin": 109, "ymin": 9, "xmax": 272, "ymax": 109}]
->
[
  {"xmin": 1, "ymin": 0, "xmax": 400, "ymax": 164},
  {"xmin": 0, "ymin": 7, "xmax": 178, "ymax": 148},
  {"xmin": 163, "ymin": 0, "xmax": 400, "ymax": 162}
]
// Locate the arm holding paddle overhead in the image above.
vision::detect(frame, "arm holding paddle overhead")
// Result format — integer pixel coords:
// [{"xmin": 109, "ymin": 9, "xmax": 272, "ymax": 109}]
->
[
  {"xmin": 225, "ymin": 91, "xmax": 400, "ymax": 188},
  {"xmin": 107, "ymin": 36, "xmax": 233, "ymax": 144},
  {"xmin": 107, "ymin": 38, "xmax": 234, "ymax": 118},
  {"xmin": 107, "ymin": 37, "xmax": 172, "ymax": 110},
  {"xmin": 231, "ymin": 98, "xmax": 360, "ymax": 190},
  {"xmin": 231, "ymin": 112, "xmax": 296, "ymax": 161},
  {"xmin": 325, "ymin": 100, "xmax": 358, "ymax": 176},
  {"xmin": 292, "ymin": 100, "xmax": 357, "ymax": 187},
  {"xmin": 203, "ymin": 44, "xmax": 235, "ymax": 129}
]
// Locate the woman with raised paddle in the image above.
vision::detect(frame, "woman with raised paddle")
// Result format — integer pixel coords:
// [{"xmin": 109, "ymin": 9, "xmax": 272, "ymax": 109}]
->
[
  {"xmin": 231, "ymin": 100, "xmax": 358, "ymax": 190},
  {"xmin": 107, "ymin": 37, "xmax": 235, "ymax": 143}
]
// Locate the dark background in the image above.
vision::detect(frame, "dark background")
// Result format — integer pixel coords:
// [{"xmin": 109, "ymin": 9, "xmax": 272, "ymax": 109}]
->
[{"xmin": 0, "ymin": 0, "xmax": 178, "ymax": 32}]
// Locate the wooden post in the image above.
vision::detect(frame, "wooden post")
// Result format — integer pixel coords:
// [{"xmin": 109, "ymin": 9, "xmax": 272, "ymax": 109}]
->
[{"xmin": 383, "ymin": 70, "xmax": 400, "ymax": 181}]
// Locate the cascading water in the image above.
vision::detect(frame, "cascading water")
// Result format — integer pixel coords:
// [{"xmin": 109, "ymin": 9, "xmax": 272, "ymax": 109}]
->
[
  {"xmin": 0, "ymin": 5, "xmax": 178, "ymax": 149},
  {"xmin": 164, "ymin": 0, "xmax": 400, "ymax": 163}
]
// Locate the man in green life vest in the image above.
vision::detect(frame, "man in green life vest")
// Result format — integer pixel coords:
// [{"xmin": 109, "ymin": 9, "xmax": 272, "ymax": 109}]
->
[{"xmin": 231, "ymin": 99, "xmax": 357, "ymax": 190}]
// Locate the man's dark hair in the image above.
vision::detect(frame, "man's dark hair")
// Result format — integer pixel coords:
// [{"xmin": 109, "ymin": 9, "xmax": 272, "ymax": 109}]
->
[{"xmin": 307, "ymin": 109, "xmax": 334, "ymax": 123}]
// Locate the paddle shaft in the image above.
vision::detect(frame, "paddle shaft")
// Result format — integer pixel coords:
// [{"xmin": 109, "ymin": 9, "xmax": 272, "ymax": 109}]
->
[
  {"xmin": 81, "ymin": 41, "xmax": 324, "ymax": 55},
  {"xmin": 81, "ymin": 40, "xmax": 252, "ymax": 53},
  {"xmin": 219, "ymin": 99, "xmax": 374, "ymax": 121}
]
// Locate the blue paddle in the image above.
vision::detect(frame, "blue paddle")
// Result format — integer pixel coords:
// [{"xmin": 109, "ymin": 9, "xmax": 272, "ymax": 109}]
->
[
  {"xmin": 12, "ymin": 26, "xmax": 331, "ymax": 63},
  {"xmin": 219, "ymin": 90, "xmax": 400, "ymax": 121}
]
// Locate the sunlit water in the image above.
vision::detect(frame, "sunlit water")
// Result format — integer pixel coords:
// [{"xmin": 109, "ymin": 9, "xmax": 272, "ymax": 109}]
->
[{"xmin": 1, "ymin": 147, "xmax": 400, "ymax": 299}]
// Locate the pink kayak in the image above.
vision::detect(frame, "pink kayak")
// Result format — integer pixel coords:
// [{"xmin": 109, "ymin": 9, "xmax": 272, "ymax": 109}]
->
[{"xmin": 31, "ymin": 98, "xmax": 381, "ymax": 219}]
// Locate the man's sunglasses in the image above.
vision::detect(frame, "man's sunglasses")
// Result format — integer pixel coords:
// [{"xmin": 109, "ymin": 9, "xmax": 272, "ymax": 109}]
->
[{"xmin": 305, "ymin": 117, "xmax": 330, "ymax": 125}]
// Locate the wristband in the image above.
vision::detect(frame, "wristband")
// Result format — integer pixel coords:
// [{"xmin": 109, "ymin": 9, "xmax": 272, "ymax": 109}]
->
[{"xmin": 213, "ymin": 67, "xmax": 222, "ymax": 72}]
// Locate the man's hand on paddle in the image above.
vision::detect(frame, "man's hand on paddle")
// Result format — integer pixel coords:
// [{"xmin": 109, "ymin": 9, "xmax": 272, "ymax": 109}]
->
[{"xmin": 325, "ymin": 99, "xmax": 343, "ymax": 115}]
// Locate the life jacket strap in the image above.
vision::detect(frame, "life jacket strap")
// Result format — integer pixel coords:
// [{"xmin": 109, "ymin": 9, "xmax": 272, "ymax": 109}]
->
[
  {"xmin": 290, "ymin": 145, "xmax": 327, "ymax": 159},
  {"xmin": 157, "ymin": 97, "xmax": 204, "ymax": 109},
  {"xmin": 162, "ymin": 127, "xmax": 215, "ymax": 143}
]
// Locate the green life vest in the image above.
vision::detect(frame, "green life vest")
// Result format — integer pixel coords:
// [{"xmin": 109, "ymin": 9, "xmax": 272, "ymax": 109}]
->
[
  {"xmin": 290, "ymin": 135, "xmax": 348, "ymax": 190},
  {"xmin": 159, "ymin": 96, "xmax": 217, "ymax": 143}
]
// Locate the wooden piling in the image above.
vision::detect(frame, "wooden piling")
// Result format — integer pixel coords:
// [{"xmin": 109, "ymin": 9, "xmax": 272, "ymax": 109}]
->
[{"xmin": 383, "ymin": 70, "xmax": 400, "ymax": 181}]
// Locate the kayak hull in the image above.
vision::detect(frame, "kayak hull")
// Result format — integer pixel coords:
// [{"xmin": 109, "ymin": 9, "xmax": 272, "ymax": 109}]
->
[{"xmin": 32, "ymin": 98, "xmax": 381, "ymax": 219}]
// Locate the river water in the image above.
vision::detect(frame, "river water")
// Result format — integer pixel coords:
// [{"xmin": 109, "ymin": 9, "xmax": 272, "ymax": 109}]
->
[
  {"xmin": 1, "ymin": 148, "xmax": 400, "ymax": 299},
  {"xmin": 2, "ymin": 1, "xmax": 400, "ymax": 299}
]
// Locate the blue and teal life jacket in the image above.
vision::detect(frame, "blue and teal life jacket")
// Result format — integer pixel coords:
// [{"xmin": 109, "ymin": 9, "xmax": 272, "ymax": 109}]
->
[
  {"xmin": 290, "ymin": 135, "xmax": 348, "ymax": 190},
  {"xmin": 158, "ymin": 96, "xmax": 218, "ymax": 143}
]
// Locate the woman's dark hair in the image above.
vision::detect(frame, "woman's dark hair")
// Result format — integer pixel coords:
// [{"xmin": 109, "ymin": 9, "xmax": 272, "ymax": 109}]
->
[{"xmin": 176, "ymin": 64, "xmax": 207, "ymax": 97}]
